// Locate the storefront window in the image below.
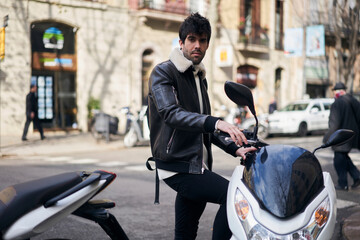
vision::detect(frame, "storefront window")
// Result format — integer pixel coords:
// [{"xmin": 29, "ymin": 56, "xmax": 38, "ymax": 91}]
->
[{"xmin": 31, "ymin": 21, "xmax": 77, "ymax": 129}]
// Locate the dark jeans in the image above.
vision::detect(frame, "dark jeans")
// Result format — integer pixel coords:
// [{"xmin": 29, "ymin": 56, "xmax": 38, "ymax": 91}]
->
[
  {"xmin": 22, "ymin": 116, "xmax": 44, "ymax": 139},
  {"xmin": 163, "ymin": 169, "xmax": 231, "ymax": 240},
  {"xmin": 334, "ymin": 151, "xmax": 360, "ymax": 187}
]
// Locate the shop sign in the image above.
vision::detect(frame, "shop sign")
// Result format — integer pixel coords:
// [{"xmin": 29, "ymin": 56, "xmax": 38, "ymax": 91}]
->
[
  {"xmin": 32, "ymin": 52, "xmax": 76, "ymax": 72},
  {"xmin": 0, "ymin": 27, "xmax": 4, "ymax": 60},
  {"xmin": 43, "ymin": 27, "xmax": 64, "ymax": 50},
  {"xmin": 237, "ymin": 65, "xmax": 258, "ymax": 88},
  {"xmin": 215, "ymin": 45, "xmax": 233, "ymax": 67}
]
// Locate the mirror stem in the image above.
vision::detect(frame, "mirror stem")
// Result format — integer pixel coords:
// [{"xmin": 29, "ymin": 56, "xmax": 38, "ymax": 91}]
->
[
  {"xmin": 253, "ymin": 116, "xmax": 259, "ymax": 140},
  {"xmin": 313, "ymin": 145, "xmax": 325, "ymax": 154}
]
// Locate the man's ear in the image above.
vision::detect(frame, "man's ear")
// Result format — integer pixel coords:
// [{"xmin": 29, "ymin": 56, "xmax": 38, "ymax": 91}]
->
[{"xmin": 179, "ymin": 39, "xmax": 183, "ymax": 50}]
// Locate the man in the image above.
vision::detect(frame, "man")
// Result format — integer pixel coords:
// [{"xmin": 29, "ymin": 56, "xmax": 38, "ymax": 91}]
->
[
  {"xmin": 324, "ymin": 82, "xmax": 360, "ymax": 191},
  {"xmin": 147, "ymin": 13, "xmax": 256, "ymax": 239},
  {"xmin": 22, "ymin": 84, "xmax": 45, "ymax": 141}
]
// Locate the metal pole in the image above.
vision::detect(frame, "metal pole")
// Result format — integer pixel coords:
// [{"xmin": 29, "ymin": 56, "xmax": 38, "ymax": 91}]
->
[
  {"xmin": 0, "ymin": 15, "xmax": 8, "ymax": 156},
  {"xmin": 0, "ymin": 59, "xmax": 2, "ymax": 156}
]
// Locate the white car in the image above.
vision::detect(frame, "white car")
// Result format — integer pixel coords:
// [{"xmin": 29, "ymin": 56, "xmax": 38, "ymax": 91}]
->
[{"xmin": 268, "ymin": 98, "xmax": 334, "ymax": 136}]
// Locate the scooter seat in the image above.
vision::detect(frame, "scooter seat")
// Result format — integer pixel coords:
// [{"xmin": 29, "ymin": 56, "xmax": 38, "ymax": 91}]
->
[{"xmin": 0, "ymin": 172, "xmax": 83, "ymax": 231}]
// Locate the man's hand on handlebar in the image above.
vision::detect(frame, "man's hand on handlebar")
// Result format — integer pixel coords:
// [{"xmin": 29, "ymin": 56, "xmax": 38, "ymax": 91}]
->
[
  {"xmin": 216, "ymin": 120, "xmax": 248, "ymax": 146},
  {"xmin": 236, "ymin": 146, "xmax": 257, "ymax": 161}
]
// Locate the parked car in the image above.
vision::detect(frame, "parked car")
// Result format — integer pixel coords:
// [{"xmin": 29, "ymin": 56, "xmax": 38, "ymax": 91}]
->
[{"xmin": 267, "ymin": 98, "xmax": 334, "ymax": 136}]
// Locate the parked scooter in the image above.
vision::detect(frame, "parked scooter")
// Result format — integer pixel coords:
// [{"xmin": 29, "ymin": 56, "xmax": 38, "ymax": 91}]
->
[
  {"xmin": 222, "ymin": 81, "xmax": 354, "ymax": 240},
  {"xmin": 123, "ymin": 106, "xmax": 150, "ymax": 148},
  {"xmin": 0, "ymin": 170, "xmax": 128, "ymax": 240}
]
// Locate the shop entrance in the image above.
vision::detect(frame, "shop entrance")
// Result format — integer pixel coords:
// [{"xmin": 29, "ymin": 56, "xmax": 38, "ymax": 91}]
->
[
  {"xmin": 31, "ymin": 72, "xmax": 77, "ymax": 129},
  {"xmin": 31, "ymin": 21, "xmax": 77, "ymax": 130}
]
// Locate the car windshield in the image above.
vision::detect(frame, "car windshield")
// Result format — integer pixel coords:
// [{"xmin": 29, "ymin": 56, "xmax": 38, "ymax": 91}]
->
[{"xmin": 280, "ymin": 103, "xmax": 308, "ymax": 112}]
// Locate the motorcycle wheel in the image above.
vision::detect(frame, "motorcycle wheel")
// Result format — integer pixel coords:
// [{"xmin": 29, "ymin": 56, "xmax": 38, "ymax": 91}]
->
[
  {"xmin": 248, "ymin": 124, "xmax": 269, "ymax": 139},
  {"xmin": 297, "ymin": 122, "xmax": 308, "ymax": 137},
  {"xmin": 124, "ymin": 128, "xmax": 138, "ymax": 147},
  {"xmin": 257, "ymin": 124, "xmax": 269, "ymax": 139}
]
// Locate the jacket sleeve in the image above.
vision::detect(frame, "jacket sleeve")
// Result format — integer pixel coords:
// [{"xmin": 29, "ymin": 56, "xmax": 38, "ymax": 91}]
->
[
  {"xmin": 211, "ymin": 131, "xmax": 240, "ymax": 157},
  {"xmin": 149, "ymin": 63, "xmax": 218, "ymax": 133}
]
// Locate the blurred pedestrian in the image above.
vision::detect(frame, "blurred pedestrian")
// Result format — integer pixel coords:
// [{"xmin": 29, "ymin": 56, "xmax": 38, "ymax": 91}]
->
[
  {"xmin": 268, "ymin": 98, "xmax": 277, "ymax": 114},
  {"xmin": 324, "ymin": 82, "xmax": 360, "ymax": 190},
  {"xmin": 22, "ymin": 84, "xmax": 45, "ymax": 141}
]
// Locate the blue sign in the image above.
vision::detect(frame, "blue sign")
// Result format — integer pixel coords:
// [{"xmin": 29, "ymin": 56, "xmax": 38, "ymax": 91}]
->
[
  {"xmin": 284, "ymin": 28, "xmax": 303, "ymax": 57},
  {"xmin": 306, "ymin": 25, "xmax": 325, "ymax": 57}
]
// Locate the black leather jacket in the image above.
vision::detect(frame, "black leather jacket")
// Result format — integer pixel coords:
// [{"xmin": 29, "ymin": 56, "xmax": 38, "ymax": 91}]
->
[{"xmin": 148, "ymin": 50, "xmax": 238, "ymax": 174}]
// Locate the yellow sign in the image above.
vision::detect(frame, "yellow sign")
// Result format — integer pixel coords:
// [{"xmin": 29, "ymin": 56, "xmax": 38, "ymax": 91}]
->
[{"xmin": 0, "ymin": 27, "xmax": 5, "ymax": 60}]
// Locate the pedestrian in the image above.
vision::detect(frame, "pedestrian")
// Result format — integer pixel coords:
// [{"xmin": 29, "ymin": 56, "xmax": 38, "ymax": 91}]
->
[
  {"xmin": 22, "ymin": 84, "xmax": 45, "ymax": 141},
  {"xmin": 323, "ymin": 82, "xmax": 360, "ymax": 191},
  {"xmin": 147, "ymin": 13, "xmax": 257, "ymax": 240},
  {"xmin": 268, "ymin": 98, "xmax": 277, "ymax": 114}
]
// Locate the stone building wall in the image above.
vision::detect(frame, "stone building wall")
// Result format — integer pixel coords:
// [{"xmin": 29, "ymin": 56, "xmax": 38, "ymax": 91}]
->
[{"xmin": 0, "ymin": 0, "xmax": 131, "ymax": 135}]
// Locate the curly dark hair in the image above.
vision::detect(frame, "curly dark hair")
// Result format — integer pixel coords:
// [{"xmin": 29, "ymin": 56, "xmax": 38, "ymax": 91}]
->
[{"xmin": 179, "ymin": 12, "xmax": 211, "ymax": 43}]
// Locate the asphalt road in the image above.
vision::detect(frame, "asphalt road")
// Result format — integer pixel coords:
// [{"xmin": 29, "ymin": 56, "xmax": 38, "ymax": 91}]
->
[{"xmin": 0, "ymin": 134, "xmax": 359, "ymax": 239}]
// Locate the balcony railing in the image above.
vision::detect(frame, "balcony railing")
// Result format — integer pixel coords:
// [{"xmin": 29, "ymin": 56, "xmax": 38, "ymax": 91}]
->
[
  {"xmin": 138, "ymin": 0, "xmax": 191, "ymax": 15},
  {"xmin": 239, "ymin": 35, "xmax": 269, "ymax": 47},
  {"xmin": 238, "ymin": 24, "xmax": 270, "ymax": 50}
]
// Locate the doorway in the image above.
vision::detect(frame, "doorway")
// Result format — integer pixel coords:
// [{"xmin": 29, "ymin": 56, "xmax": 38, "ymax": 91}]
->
[{"xmin": 31, "ymin": 20, "xmax": 77, "ymax": 130}]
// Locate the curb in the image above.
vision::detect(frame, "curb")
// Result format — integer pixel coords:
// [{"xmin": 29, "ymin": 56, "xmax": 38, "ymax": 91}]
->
[{"xmin": 0, "ymin": 132, "xmax": 125, "ymax": 158}]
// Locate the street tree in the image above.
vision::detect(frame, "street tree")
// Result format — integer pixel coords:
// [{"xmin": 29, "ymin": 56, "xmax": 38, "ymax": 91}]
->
[{"xmin": 332, "ymin": 0, "xmax": 360, "ymax": 92}]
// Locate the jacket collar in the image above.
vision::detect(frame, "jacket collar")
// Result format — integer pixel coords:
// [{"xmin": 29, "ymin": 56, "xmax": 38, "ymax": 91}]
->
[{"xmin": 169, "ymin": 48, "xmax": 206, "ymax": 80}]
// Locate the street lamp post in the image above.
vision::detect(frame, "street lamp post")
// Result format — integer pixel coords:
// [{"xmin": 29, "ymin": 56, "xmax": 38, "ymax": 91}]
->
[{"xmin": 0, "ymin": 15, "xmax": 9, "ymax": 156}]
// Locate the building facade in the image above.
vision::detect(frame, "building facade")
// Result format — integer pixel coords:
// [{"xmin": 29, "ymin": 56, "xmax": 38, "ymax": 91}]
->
[
  {"xmin": 1, "ymin": 0, "xmax": 359, "ymax": 136},
  {"xmin": 1, "ymin": 0, "xmax": 131, "ymax": 135}
]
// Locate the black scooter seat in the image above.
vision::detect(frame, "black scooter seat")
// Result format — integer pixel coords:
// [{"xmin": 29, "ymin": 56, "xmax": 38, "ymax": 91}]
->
[{"xmin": 0, "ymin": 172, "xmax": 83, "ymax": 231}]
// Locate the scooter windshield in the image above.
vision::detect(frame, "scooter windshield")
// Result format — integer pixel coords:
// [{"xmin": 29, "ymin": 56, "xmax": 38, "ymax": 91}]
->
[{"xmin": 242, "ymin": 145, "xmax": 324, "ymax": 218}]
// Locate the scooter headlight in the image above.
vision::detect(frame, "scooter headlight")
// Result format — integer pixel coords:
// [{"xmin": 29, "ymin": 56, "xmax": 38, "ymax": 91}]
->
[
  {"xmin": 234, "ymin": 188, "xmax": 331, "ymax": 240},
  {"xmin": 234, "ymin": 188, "xmax": 249, "ymax": 220}
]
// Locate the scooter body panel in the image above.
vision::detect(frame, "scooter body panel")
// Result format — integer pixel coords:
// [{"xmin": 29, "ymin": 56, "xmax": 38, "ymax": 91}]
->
[
  {"xmin": 3, "ymin": 179, "xmax": 105, "ymax": 240},
  {"xmin": 227, "ymin": 165, "xmax": 336, "ymax": 240}
]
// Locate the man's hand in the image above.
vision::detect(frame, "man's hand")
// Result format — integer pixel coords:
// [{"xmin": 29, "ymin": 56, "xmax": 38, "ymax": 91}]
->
[
  {"xmin": 30, "ymin": 112, "xmax": 35, "ymax": 119},
  {"xmin": 216, "ymin": 120, "xmax": 248, "ymax": 146},
  {"xmin": 236, "ymin": 146, "xmax": 257, "ymax": 160}
]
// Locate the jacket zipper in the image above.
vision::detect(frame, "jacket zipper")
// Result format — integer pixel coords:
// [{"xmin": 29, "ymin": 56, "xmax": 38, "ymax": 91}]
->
[
  {"xmin": 166, "ymin": 87, "xmax": 179, "ymax": 154},
  {"xmin": 166, "ymin": 129, "xmax": 176, "ymax": 154},
  {"xmin": 172, "ymin": 86, "xmax": 179, "ymax": 104}
]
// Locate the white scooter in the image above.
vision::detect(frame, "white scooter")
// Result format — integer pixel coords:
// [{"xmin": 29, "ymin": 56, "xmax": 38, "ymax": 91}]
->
[
  {"xmin": 223, "ymin": 81, "xmax": 354, "ymax": 240},
  {"xmin": 123, "ymin": 106, "xmax": 150, "ymax": 148},
  {"xmin": 0, "ymin": 170, "xmax": 128, "ymax": 240}
]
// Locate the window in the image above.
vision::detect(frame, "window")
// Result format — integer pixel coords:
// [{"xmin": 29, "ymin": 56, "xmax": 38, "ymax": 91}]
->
[
  {"xmin": 275, "ymin": 0, "xmax": 284, "ymax": 50},
  {"xmin": 323, "ymin": 103, "xmax": 332, "ymax": 110},
  {"xmin": 239, "ymin": 0, "xmax": 262, "ymax": 45}
]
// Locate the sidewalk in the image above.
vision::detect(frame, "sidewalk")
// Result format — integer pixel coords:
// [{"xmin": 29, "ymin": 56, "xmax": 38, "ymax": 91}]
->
[
  {"xmin": 0, "ymin": 131, "xmax": 125, "ymax": 157},
  {"xmin": 1, "ymin": 132, "xmax": 360, "ymax": 239}
]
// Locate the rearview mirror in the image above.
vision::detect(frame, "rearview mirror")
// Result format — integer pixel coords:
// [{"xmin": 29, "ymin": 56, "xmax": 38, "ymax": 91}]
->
[
  {"xmin": 224, "ymin": 81, "xmax": 258, "ymax": 139},
  {"xmin": 224, "ymin": 81, "xmax": 256, "ymax": 116},
  {"xmin": 313, "ymin": 129, "xmax": 354, "ymax": 154},
  {"xmin": 324, "ymin": 129, "xmax": 354, "ymax": 148}
]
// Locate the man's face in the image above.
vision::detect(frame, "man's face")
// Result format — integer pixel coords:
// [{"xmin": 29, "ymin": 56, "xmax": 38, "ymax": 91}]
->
[{"xmin": 179, "ymin": 33, "xmax": 209, "ymax": 65}]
